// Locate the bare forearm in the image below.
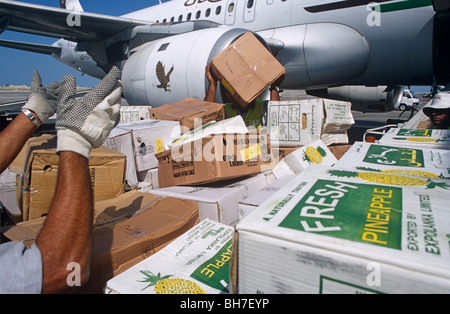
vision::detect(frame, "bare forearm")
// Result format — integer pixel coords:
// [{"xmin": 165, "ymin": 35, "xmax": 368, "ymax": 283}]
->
[
  {"xmin": 204, "ymin": 81, "xmax": 218, "ymax": 102},
  {"xmin": 0, "ymin": 113, "xmax": 37, "ymax": 173},
  {"xmin": 35, "ymin": 151, "xmax": 93, "ymax": 294}
]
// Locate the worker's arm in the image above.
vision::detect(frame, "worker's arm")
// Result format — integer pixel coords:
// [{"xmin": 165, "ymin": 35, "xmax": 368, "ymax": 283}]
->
[
  {"xmin": 269, "ymin": 73, "xmax": 286, "ymax": 102},
  {"xmin": 35, "ymin": 151, "xmax": 93, "ymax": 294},
  {"xmin": 33, "ymin": 67, "xmax": 122, "ymax": 294},
  {"xmin": 0, "ymin": 71, "xmax": 59, "ymax": 174},
  {"xmin": 204, "ymin": 62, "xmax": 218, "ymax": 102},
  {"xmin": 0, "ymin": 112, "xmax": 38, "ymax": 173}
]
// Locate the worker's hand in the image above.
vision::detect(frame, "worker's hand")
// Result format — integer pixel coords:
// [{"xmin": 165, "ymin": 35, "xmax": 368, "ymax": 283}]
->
[
  {"xmin": 205, "ymin": 62, "xmax": 218, "ymax": 85},
  {"xmin": 22, "ymin": 70, "xmax": 60, "ymax": 124},
  {"xmin": 55, "ymin": 66, "xmax": 122, "ymax": 159},
  {"xmin": 271, "ymin": 72, "xmax": 286, "ymax": 89}
]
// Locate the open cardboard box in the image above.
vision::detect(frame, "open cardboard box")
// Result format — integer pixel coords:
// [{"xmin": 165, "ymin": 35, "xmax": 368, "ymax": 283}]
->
[
  {"xmin": 9, "ymin": 135, "xmax": 126, "ymax": 221},
  {"xmin": 2, "ymin": 190, "xmax": 199, "ymax": 294},
  {"xmin": 157, "ymin": 130, "xmax": 277, "ymax": 188}
]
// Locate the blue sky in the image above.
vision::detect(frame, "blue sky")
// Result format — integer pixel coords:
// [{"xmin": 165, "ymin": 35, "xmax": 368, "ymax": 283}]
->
[{"xmin": 0, "ymin": 0, "xmax": 159, "ymax": 87}]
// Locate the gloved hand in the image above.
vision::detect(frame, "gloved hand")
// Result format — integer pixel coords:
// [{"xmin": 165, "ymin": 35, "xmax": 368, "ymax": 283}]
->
[
  {"xmin": 55, "ymin": 66, "xmax": 122, "ymax": 159},
  {"xmin": 22, "ymin": 70, "xmax": 60, "ymax": 124}
]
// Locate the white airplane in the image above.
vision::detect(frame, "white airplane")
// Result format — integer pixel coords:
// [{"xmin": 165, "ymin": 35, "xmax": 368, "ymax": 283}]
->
[{"xmin": 0, "ymin": 0, "xmax": 448, "ymax": 112}]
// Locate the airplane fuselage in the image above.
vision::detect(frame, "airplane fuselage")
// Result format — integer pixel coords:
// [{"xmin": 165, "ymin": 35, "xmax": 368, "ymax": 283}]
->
[
  {"xmin": 49, "ymin": 0, "xmax": 441, "ymax": 109},
  {"xmin": 114, "ymin": 0, "xmax": 435, "ymax": 87}
]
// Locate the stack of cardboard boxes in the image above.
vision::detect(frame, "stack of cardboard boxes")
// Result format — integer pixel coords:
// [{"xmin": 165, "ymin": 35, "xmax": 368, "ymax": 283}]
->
[{"xmin": 8, "ymin": 32, "xmax": 445, "ymax": 295}]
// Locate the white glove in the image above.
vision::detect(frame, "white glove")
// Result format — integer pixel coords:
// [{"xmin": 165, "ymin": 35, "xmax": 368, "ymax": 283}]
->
[
  {"xmin": 22, "ymin": 70, "xmax": 60, "ymax": 123},
  {"xmin": 55, "ymin": 66, "xmax": 122, "ymax": 159}
]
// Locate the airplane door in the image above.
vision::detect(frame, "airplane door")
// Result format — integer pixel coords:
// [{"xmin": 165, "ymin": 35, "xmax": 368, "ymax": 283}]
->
[
  {"xmin": 225, "ymin": 0, "xmax": 236, "ymax": 25},
  {"xmin": 244, "ymin": 0, "xmax": 256, "ymax": 23}
]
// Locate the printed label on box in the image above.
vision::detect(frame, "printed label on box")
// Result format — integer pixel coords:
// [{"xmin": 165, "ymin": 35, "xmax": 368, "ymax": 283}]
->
[{"xmin": 278, "ymin": 179, "xmax": 403, "ymax": 249}]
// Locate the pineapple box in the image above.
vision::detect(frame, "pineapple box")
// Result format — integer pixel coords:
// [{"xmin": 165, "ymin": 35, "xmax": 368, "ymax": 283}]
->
[
  {"xmin": 105, "ymin": 219, "xmax": 233, "ymax": 294},
  {"xmin": 232, "ymin": 167, "xmax": 450, "ymax": 294},
  {"xmin": 334, "ymin": 142, "xmax": 450, "ymax": 179},
  {"xmin": 113, "ymin": 120, "xmax": 181, "ymax": 172},
  {"xmin": 267, "ymin": 140, "xmax": 338, "ymax": 182},
  {"xmin": 378, "ymin": 128, "xmax": 450, "ymax": 150},
  {"xmin": 267, "ymin": 99, "xmax": 354, "ymax": 147},
  {"xmin": 268, "ymin": 99, "xmax": 323, "ymax": 147}
]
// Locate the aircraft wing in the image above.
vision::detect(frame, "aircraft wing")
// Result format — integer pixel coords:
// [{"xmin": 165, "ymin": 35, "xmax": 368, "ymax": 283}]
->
[
  {"xmin": 0, "ymin": 38, "xmax": 61, "ymax": 55},
  {"xmin": 0, "ymin": 0, "xmax": 152, "ymax": 42}
]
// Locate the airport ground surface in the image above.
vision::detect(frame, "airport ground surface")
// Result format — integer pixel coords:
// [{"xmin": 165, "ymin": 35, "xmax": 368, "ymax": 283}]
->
[{"xmin": 0, "ymin": 90, "xmax": 430, "ymax": 144}]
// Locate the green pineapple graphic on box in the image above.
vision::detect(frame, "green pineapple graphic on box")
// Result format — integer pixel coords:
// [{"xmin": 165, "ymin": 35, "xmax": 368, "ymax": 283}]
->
[{"xmin": 327, "ymin": 168, "xmax": 450, "ymax": 189}]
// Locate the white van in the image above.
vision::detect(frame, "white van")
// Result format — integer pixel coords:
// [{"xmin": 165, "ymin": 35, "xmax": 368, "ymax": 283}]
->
[{"xmin": 396, "ymin": 89, "xmax": 420, "ymax": 111}]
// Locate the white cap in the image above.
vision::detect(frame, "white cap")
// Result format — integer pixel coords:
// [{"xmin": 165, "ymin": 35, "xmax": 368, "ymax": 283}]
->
[
  {"xmin": 428, "ymin": 92, "xmax": 450, "ymax": 109},
  {"xmin": 423, "ymin": 92, "xmax": 450, "ymax": 116}
]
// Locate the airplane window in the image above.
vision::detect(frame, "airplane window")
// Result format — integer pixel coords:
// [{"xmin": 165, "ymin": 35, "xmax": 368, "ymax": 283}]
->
[
  {"xmin": 178, "ymin": 15, "xmax": 183, "ymax": 21},
  {"xmin": 163, "ymin": 18, "xmax": 167, "ymax": 23},
  {"xmin": 216, "ymin": 6, "xmax": 222, "ymax": 15},
  {"xmin": 228, "ymin": 3, "xmax": 235, "ymax": 13},
  {"xmin": 196, "ymin": 10, "xmax": 201, "ymax": 19},
  {"xmin": 206, "ymin": 8, "xmax": 211, "ymax": 17},
  {"xmin": 247, "ymin": 0, "xmax": 254, "ymax": 9},
  {"xmin": 187, "ymin": 12, "xmax": 192, "ymax": 21},
  {"xmin": 170, "ymin": 17, "xmax": 175, "ymax": 22}
]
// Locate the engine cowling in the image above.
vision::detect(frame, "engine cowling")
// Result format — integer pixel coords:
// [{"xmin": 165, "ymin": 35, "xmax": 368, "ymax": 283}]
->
[
  {"xmin": 306, "ymin": 85, "xmax": 404, "ymax": 112},
  {"xmin": 122, "ymin": 27, "xmax": 254, "ymax": 107}
]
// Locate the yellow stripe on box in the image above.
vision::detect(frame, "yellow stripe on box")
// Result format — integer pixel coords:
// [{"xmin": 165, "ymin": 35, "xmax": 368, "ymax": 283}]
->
[
  {"xmin": 240, "ymin": 144, "xmax": 261, "ymax": 161},
  {"xmin": 156, "ymin": 138, "xmax": 164, "ymax": 154}
]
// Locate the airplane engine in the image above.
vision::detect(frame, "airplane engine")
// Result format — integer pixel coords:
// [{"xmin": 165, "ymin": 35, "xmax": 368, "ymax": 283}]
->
[
  {"xmin": 306, "ymin": 85, "xmax": 404, "ymax": 112},
  {"xmin": 122, "ymin": 27, "xmax": 257, "ymax": 107}
]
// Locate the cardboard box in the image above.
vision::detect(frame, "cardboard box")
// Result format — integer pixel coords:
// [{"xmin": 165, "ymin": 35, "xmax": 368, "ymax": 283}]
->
[
  {"xmin": 104, "ymin": 128, "xmax": 138, "ymax": 188},
  {"xmin": 10, "ymin": 135, "xmax": 126, "ymax": 221},
  {"xmin": 267, "ymin": 139, "xmax": 338, "ymax": 182},
  {"xmin": 268, "ymin": 99, "xmax": 354, "ymax": 147},
  {"xmin": 137, "ymin": 168, "xmax": 159, "ymax": 190},
  {"xmin": 157, "ymin": 131, "xmax": 277, "ymax": 188},
  {"xmin": 378, "ymin": 128, "xmax": 450, "ymax": 150},
  {"xmin": 146, "ymin": 172, "xmax": 271, "ymax": 226},
  {"xmin": 0, "ymin": 168, "xmax": 20, "ymax": 222},
  {"xmin": 166, "ymin": 115, "xmax": 248, "ymax": 150},
  {"xmin": 112, "ymin": 120, "xmax": 181, "ymax": 172},
  {"xmin": 232, "ymin": 168, "xmax": 450, "ymax": 294},
  {"xmin": 238, "ymin": 174, "xmax": 296, "ymax": 220},
  {"xmin": 273, "ymin": 146, "xmax": 302, "ymax": 161},
  {"xmin": 334, "ymin": 142, "xmax": 450, "ymax": 179},
  {"xmin": 2, "ymin": 190, "xmax": 199, "ymax": 294},
  {"xmin": 149, "ymin": 98, "xmax": 225, "ymax": 133},
  {"xmin": 328, "ymin": 144, "xmax": 352, "ymax": 160},
  {"xmin": 211, "ymin": 31, "xmax": 286, "ymax": 109},
  {"xmin": 274, "ymin": 144, "xmax": 351, "ymax": 162},
  {"xmin": 105, "ymin": 219, "xmax": 233, "ymax": 294},
  {"xmin": 119, "ymin": 106, "xmax": 151, "ymax": 124}
]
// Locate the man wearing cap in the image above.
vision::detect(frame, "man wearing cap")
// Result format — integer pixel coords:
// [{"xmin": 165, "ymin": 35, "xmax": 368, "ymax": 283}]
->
[{"xmin": 422, "ymin": 92, "xmax": 450, "ymax": 129}]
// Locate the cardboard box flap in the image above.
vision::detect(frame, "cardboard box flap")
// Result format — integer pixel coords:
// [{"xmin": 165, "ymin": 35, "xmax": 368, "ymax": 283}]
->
[
  {"xmin": 93, "ymin": 190, "xmax": 161, "ymax": 226},
  {"xmin": 9, "ymin": 134, "xmax": 56, "ymax": 175},
  {"xmin": 149, "ymin": 98, "xmax": 225, "ymax": 131}
]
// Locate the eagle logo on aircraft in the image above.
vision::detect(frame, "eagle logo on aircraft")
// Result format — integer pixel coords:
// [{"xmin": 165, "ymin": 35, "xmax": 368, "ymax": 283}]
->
[{"xmin": 156, "ymin": 61, "xmax": 174, "ymax": 92}]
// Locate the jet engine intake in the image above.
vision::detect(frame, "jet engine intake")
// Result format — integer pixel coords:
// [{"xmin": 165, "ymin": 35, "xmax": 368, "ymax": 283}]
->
[{"xmin": 121, "ymin": 27, "xmax": 256, "ymax": 107}]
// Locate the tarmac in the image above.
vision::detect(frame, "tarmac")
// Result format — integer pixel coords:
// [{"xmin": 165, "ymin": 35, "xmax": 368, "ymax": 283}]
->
[{"xmin": 0, "ymin": 89, "xmax": 429, "ymax": 144}]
